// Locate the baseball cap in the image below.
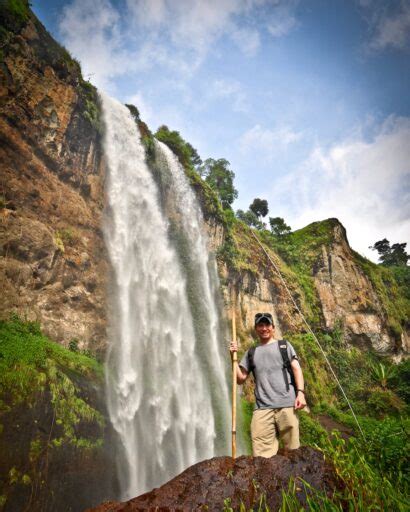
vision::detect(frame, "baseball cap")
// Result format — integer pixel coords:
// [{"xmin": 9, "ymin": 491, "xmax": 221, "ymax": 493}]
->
[{"xmin": 254, "ymin": 312, "xmax": 274, "ymax": 325}]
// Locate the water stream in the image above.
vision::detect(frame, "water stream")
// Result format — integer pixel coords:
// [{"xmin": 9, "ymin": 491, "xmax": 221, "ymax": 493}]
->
[{"xmin": 101, "ymin": 94, "xmax": 230, "ymax": 499}]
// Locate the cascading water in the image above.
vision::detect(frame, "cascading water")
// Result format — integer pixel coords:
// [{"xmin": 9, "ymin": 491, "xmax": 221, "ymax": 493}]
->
[{"xmin": 101, "ymin": 94, "xmax": 230, "ymax": 500}]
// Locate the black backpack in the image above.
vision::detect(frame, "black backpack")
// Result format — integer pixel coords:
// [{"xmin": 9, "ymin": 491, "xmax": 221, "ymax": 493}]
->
[{"xmin": 247, "ymin": 340, "xmax": 296, "ymax": 392}]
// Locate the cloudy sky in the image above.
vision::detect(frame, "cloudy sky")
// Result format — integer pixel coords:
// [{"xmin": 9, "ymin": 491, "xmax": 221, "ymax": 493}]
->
[{"xmin": 33, "ymin": 0, "xmax": 410, "ymax": 260}]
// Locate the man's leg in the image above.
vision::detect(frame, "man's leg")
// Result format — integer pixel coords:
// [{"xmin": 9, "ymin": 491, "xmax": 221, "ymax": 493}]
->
[
  {"xmin": 251, "ymin": 408, "xmax": 278, "ymax": 457},
  {"xmin": 276, "ymin": 407, "xmax": 300, "ymax": 450}
]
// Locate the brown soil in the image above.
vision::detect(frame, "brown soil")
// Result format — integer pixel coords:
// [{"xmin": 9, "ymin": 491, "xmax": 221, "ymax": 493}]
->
[{"xmin": 317, "ymin": 414, "xmax": 354, "ymax": 440}]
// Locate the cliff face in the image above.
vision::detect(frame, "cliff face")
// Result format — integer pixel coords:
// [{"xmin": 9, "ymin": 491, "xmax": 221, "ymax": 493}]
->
[
  {"xmin": 311, "ymin": 222, "xmax": 393, "ymax": 351},
  {"xmin": 0, "ymin": 3, "xmax": 107, "ymax": 352},
  {"xmin": 210, "ymin": 219, "xmax": 408, "ymax": 356}
]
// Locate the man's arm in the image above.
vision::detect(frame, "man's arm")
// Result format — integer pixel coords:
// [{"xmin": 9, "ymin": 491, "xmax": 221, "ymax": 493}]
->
[
  {"xmin": 291, "ymin": 358, "xmax": 306, "ymax": 410},
  {"xmin": 236, "ymin": 364, "xmax": 249, "ymax": 384}
]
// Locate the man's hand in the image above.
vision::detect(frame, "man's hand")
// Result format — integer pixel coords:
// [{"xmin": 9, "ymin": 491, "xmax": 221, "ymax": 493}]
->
[
  {"xmin": 294, "ymin": 391, "xmax": 306, "ymax": 410},
  {"xmin": 229, "ymin": 341, "xmax": 238, "ymax": 357},
  {"xmin": 229, "ymin": 342, "xmax": 248, "ymax": 384}
]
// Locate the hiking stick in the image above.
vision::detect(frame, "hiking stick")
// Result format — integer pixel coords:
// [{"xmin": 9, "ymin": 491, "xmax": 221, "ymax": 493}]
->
[{"xmin": 231, "ymin": 297, "xmax": 237, "ymax": 459}]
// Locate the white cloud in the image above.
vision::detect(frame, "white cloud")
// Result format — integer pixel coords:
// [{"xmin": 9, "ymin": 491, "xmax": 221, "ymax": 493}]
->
[
  {"xmin": 274, "ymin": 115, "xmax": 410, "ymax": 260},
  {"xmin": 231, "ymin": 27, "xmax": 261, "ymax": 56},
  {"xmin": 209, "ymin": 79, "xmax": 249, "ymax": 112},
  {"xmin": 266, "ymin": 2, "xmax": 298, "ymax": 38},
  {"xmin": 127, "ymin": 0, "xmax": 235, "ymax": 49},
  {"xmin": 239, "ymin": 124, "xmax": 303, "ymax": 156},
  {"xmin": 360, "ymin": 0, "xmax": 410, "ymax": 52},
  {"xmin": 59, "ymin": 0, "xmax": 131, "ymax": 91},
  {"xmin": 59, "ymin": 0, "xmax": 300, "ymax": 91}
]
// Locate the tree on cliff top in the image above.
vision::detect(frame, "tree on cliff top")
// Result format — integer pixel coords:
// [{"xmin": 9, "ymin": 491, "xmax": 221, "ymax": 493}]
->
[
  {"xmin": 369, "ymin": 238, "xmax": 409, "ymax": 266},
  {"xmin": 155, "ymin": 125, "xmax": 202, "ymax": 170},
  {"xmin": 236, "ymin": 209, "xmax": 264, "ymax": 229},
  {"xmin": 269, "ymin": 217, "xmax": 291, "ymax": 236},
  {"xmin": 199, "ymin": 158, "xmax": 238, "ymax": 209},
  {"xmin": 249, "ymin": 198, "xmax": 269, "ymax": 218}
]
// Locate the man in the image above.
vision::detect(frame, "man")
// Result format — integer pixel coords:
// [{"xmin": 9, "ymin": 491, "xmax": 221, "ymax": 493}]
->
[{"xmin": 230, "ymin": 312, "xmax": 306, "ymax": 457}]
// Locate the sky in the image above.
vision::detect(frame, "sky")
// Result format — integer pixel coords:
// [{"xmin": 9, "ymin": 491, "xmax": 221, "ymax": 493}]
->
[{"xmin": 32, "ymin": 0, "xmax": 410, "ymax": 261}]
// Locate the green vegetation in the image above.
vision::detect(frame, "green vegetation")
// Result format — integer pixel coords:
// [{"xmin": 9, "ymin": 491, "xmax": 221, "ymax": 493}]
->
[
  {"xmin": 156, "ymin": 125, "xmax": 201, "ymax": 170},
  {"xmin": 0, "ymin": 316, "xmax": 105, "ymax": 505},
  {"xmin": 55, "ymin": 226, "xmax": 81, "ymax": 248},
  {"xmin": 249, "ymin": 198, "xmax": 268, "ymax": 219},
  {"xmin": 353, "ymin": 251, "xmax": 409, "ymax": 339},
  {"xmin": 236, "ymin": 209, "xmax": 264, "ymax": 230},
  {"xmin": 154, "ymin": 124, "xmax": 226, "ymax": 224},
  {"xmin": 269, "ymin": 217, "xmax": 291, "ymax": 236},
  {"xmin": 79, "ymin": 78, "xmax": 102, "ymax": 134},
  {"xmin": 199, "ymin": 158, "xmax": 238, "ymax": 209},
  {"xmin": 0, "ymin": 0, "xmax": 30, "ymax": 36},
  {"xmin": 237, "ymin": 320, "xmax": 409, "ymax": 509},
  {"xmin": 369, "ymin": 238, "xmax": 409, "ymax": 266},
  {"xmin": 222, "ymin": 421, "xmax": 409, "ymax": 510},
  {"xmin": 0, "ymin": 315, "xmax": 102, "ymax": 407},
  {"xmin": 125, "ymin": 103, "xmax": 140, "ymax": 122}
]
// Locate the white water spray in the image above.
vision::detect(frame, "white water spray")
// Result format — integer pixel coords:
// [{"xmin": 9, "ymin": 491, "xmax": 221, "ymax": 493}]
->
[{"xmin": 101, "ymin": 94, "xmax": 230, "ymax": 499}]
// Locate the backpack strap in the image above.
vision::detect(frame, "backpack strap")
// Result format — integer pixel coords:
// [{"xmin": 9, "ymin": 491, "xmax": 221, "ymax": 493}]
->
[
  {"xmin": 247, "ymin": 345, "xmax": 257, "ymax": 375},
  {"xmin": 278, "ymin": 340, "xmax": 296, "ymax": 392}
]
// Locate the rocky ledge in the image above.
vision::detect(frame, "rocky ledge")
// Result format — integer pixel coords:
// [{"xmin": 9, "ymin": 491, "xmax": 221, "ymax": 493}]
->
[{"xmin": 87, "ymin": 446, "xmax": 342, "ymax": 511}]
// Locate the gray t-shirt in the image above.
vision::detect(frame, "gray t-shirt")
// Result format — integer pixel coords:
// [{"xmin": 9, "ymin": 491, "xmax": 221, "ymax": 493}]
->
[{"xmin": 239, "ymin": 340, "xmax": 298, "ymax": 409}]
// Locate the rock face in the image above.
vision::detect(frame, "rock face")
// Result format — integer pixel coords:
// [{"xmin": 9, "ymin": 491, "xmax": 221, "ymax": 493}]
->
[
  {"xmin": 0, "ymin": 7, "xmax": 107, "ymax": 351},
  {"xmin": 86, "ymin": 447, "xmax": 342, "ymax": 511},
  {"xmin": 312, "ymin": 222, "xmax": 392, "ymax": 351},
  {"xmin": 211, "ymin": 220, "xmax": 407, "ymax": 355},
  {"xmin": 0, "ymin": 372, "xmax": 117, "ymax": 512}
]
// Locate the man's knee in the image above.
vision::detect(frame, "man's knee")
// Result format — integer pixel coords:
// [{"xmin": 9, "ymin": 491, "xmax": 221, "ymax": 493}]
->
[
  {"xmin": 251, "ymin": 409, "xmax": 278, "ymax": 457},
  {"xmin": 277, "ymin": 407, "xmax": 300, "ymax": 450}
]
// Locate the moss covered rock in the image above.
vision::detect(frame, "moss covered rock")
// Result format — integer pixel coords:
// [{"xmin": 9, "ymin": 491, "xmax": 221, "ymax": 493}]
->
[{"xmin": 0, "ymin": 317, "xmax": 117, "ymax": 511}]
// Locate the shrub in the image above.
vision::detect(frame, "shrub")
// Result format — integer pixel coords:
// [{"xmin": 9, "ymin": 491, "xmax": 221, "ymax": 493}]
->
[{"xmin": 367, "ymin": 388, "xmax": 406, "ymax": 417}]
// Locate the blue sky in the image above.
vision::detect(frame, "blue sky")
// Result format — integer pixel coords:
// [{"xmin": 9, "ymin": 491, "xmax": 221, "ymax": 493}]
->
[{"xmin": 32, "ymin": 0, "xmax": 410, "ymax": 260}]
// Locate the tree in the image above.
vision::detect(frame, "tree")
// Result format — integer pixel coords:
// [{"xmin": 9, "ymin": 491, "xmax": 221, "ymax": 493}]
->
[
  {"xmin": 186, "ymin": 142, "xmax": 202, "ymax": 169},
  {"xmin": 369, "ymin": 239, "xmax": 409, "ymax": 266},
  {"xmin": 249, "ymin": 198, "xmax": 269, "ymax": 218},
  {"xmin": 200, "ymin": 158, "xmax": 238, "ymax": 208},
  {"xmin": 125, "ymin": 104, "xmax": 140, "ymax": 122},
  {"xmin": 155, "ymin": 125, "xmax": 202, "ymax": 171},
  {"xmin": 269, "ymin": 217, "xmax": 291, "ymax": 236},
  {"xmin": 236, "ymin": 209, "xmax": 264, "ymax": 229}
]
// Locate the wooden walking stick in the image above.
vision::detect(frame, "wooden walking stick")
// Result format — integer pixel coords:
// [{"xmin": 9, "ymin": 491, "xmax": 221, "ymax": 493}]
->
[{"xmin": 231, "ymin": 297, "xmax": 237, "ymax": 459}]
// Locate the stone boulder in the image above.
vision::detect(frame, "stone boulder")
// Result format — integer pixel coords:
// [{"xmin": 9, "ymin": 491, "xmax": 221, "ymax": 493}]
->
[{"xmin": 87, "ymin": 446, "xmax": 343, "ymax": 511}]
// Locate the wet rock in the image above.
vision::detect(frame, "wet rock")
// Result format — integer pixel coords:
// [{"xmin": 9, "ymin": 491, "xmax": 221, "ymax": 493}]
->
[{"xmin": 88, "ymin": 447, "xmax": 343, "ymax": 511}]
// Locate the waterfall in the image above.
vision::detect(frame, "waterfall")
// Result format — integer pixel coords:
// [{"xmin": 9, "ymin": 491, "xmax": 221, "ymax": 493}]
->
[{"xmin": 101, "ymin": 94, "xmax": 230, "ymax": 500}]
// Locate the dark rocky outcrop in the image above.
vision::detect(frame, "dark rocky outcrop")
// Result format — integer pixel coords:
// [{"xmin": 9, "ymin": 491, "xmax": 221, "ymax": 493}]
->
[{"xmin": 87, "ymin": 447, "xmax": 343, "ymax": 511}]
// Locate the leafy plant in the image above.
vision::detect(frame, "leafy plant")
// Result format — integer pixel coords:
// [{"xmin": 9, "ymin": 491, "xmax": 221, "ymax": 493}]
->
[{"xmin": 370, "ymin": 362, "xmax": 397, "ymax": 389}]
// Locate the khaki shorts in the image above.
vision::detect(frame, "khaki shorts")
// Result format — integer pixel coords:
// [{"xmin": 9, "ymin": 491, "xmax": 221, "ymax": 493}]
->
[{"xmin": 251, "ymin": 407, "xmax": 300, "ymax": 457}]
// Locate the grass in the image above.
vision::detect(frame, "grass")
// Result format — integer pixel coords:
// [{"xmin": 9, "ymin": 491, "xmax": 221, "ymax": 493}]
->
[
  {"xmin": 0, "ymin": 0, "xmax": 30, "ymax": 35},
  {"xmin": 0, "ymin": 315, "xmax": 103, "ymax": 440}
]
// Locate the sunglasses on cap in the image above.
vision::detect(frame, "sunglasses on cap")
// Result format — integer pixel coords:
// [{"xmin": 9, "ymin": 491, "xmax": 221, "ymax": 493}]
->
[{"xmin": 254, "ymin": 313, "xmax": 274, "ymax": 325}]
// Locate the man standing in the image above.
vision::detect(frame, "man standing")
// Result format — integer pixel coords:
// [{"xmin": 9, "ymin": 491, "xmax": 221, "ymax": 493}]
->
[{"xmin": 230, "ymin": 312, "xmax": 306, "ymax": 457}]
